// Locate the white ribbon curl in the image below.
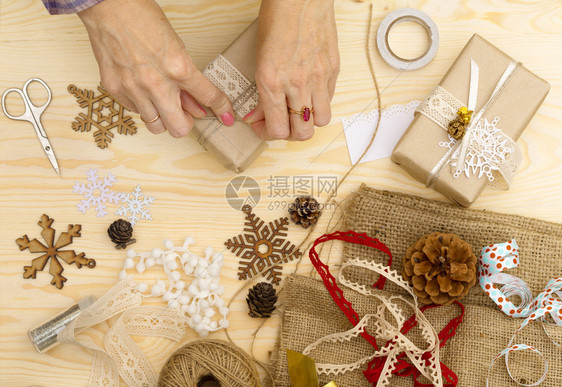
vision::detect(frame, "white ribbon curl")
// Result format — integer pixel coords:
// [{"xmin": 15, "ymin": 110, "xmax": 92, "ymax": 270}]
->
[{"xmin": 478, "ymin": 240, "xmax": 562, "ymax": 386}]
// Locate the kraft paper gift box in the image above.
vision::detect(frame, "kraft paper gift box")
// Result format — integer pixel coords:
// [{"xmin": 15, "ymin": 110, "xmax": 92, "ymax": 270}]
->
[
  {"xmin": 191, "ymin": 20, "xmax": 267, "ymax": 172},
  {"xmin": 392, "ymin": 34, "xmax": 550, "ymax": 207}
]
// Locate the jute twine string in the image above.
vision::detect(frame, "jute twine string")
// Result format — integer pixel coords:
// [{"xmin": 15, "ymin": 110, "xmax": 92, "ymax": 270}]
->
[
  {"xmin": 158, "ymin": 339, "xmax": 261, "ymax": 387},
  {"xmin": 291, "ymin": 0, "xmax": 382, "ymax": 276},
  {"xmin": 224, "ymin": 3, "xmax": 387, "ymax": 385}
]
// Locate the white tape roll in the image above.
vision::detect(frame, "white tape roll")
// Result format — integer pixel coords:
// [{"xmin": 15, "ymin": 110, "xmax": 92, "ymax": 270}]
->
[{"xmin": 376, "ymin": 8, "xmax": 439, "ymax": 71}]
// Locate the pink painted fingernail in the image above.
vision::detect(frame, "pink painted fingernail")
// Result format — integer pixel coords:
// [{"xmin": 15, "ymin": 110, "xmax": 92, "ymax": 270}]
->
[
  {"xmin": 243, "ymin": 109, "xmax": 255, "ymax": 121},
  {"xmin": 221, "ymin": 111, "xmax": 235, "ymax": 126},
  {"xmin": 196, "ymin": 102, "xmax": 207, "ymax": 116}
]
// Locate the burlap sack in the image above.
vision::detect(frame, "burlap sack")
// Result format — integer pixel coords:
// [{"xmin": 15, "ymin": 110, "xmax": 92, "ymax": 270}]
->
[{"xmin": 270, "ymin": 185, "xmax": 561, "ymax": 386}]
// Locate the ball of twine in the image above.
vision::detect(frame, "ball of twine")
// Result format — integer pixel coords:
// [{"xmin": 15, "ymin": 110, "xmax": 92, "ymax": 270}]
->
[{"xmin": 158, "ymin": 339, "xmax": 261, "ymax": 387}]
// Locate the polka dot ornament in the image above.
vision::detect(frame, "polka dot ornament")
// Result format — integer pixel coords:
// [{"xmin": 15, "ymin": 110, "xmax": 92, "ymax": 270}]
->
[{"xmin": 479, "ymin": 239, "xmax": 562, "ymax": 386}]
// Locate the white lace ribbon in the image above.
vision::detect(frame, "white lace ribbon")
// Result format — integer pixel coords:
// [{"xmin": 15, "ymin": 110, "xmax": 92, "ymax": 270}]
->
[
  {"xmin": 57, "ymin": 278, "xmax": 187, "ymax": 386},
  {"xmin": 203, "ymin": 55, "xmax": 258, "ymax": 119},
  {"xmin": 198, "ymin": 55, "xmax": 259, "ymax": 147},
  {"xmin": 417, "ymin": 59, "xmax": 523, "ymax": 190},
  {"xmin": 303, "ymin": 258, "xmax": 442, "ymax": 387}
]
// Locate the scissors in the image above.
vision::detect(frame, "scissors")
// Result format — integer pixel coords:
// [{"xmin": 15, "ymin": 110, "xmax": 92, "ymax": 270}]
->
[{"xmin": 2, "ymin": 78, "xmax": 60, "ymax": 175}]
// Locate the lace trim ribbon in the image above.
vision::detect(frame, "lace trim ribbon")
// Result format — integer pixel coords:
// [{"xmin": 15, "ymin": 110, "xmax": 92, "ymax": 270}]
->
[
  {"xmin": 57, "ymin": 278, "xmax": 187, "ymax": 386},
  {"xmin": 416, "ymin": 60, "xmax": 523, "ymax": 190},
  {"xmin": 478, "ymin": 240, "xmax": 562, "ymax": 386},
  {"xmin": 306, "ymin": 231, "xmax": 464, "ymax": 386},
  {"xmin": 363, "ymin": 301, "xmax": 463, "ymax": 387},
  {"xmin": 198, "ymin": 54, "xmax": 259, "ymax": 147}
]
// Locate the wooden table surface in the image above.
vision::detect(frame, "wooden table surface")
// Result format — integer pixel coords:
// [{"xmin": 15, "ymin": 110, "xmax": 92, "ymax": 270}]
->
[{"xmin": 1, "ymin": 0, "xmax": 561, "ymax": 385}]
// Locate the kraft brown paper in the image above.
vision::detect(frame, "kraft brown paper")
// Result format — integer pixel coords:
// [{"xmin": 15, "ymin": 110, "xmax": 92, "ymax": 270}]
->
[
  {"xmin": 392, "ymin": 34, "xmax": 550, "ymax": 207},
  {"xmin": 191, "ymin": 20, "xmax": 267, "ymax": 173}
]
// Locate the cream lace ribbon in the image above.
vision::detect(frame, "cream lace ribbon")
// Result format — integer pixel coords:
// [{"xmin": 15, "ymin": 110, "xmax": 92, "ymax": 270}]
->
[
  {"xmin": 57, "ymin": 279, "xmax": 187, "ymax": 386},
  {"xmin": 198, "ymin": 55, "xmax": 259, "ymax": 147},
  {"xmin": 416, "ymin": 63, "xmax": 523, "ymax": 190},
  {"xmin": 303, "ymin": 258, "xmax": 442, "ymax": 387}
]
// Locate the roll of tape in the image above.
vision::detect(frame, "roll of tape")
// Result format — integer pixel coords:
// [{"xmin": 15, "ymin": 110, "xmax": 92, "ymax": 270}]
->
[{"xmin": 376, "ymin": 8, "xmax": 439, "ymax": 71}]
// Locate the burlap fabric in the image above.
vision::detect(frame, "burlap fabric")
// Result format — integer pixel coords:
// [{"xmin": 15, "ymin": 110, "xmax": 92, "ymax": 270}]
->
[{"xmin": 270, "ymin": 185, "xmax": 561, "ymax": 386}]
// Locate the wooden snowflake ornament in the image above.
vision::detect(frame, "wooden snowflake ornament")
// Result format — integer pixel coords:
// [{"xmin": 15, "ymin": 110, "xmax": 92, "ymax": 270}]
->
[
  {"xmin": 68, "ymin": 84, "xmax": 137, "ymax": 149},
  {"xmin": 16, "ymin": 214, "xmax": 96, "ymax": 289},
  {"xmin": 225, "ymin": 205, "xmax": 302, "ymax": 285}
]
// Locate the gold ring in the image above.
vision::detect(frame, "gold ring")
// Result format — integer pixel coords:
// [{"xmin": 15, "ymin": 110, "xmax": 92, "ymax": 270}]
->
[
  {"xmin": 288, "ymin": 106, "xmax": 313, "ymax": 122},
  {"xmin": 141, "ymin": 114, "xmax": 160, "ymax": 124}
]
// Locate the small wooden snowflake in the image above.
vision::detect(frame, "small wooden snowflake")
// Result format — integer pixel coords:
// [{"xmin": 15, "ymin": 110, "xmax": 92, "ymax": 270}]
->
[
  {"xmin": 225, "ymin": 205, "xmax": 302, "ymax": 285},
  {"xmin": 16, "ymin": 214, "xmax": 96, "ymax": 289},
  {"xmin": 68, "ymin": 84, "xmax": 137, "ymax": 149}
]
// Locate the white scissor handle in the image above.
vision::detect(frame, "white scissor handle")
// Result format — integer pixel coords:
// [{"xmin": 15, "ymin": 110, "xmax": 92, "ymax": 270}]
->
[
  {"xmin": 23, "ymin": 78, "xmax": 52, "ymax": 115},
  {"xmin": 1, "ymin": 78, "xmax": 52, "ymax": 121},
  {"xmin": 2, "ymin": 87, "xmax": 30, "ymax": 121}
]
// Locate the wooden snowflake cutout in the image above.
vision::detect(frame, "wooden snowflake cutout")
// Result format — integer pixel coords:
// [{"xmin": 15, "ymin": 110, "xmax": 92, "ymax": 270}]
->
[
  {"xmin": 16, "ymin": 214, "xmax": 96, "ymax": 289},
  {"xmin": 68, "ymin": 84, "xmax": 137, "ymax": 149},
  {"xmin": 225, "ymin": 205, "xmax": 302, "ymax": 285}
]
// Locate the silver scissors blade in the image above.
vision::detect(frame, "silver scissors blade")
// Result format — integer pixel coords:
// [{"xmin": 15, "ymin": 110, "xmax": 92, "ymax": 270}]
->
[
  {"xmin": 1, "ymin": 78, "xmax": 60, "ymax": 176},
  {"xmin": 37, "ymin": 135, "xmax": 60, "ymax": 176}
]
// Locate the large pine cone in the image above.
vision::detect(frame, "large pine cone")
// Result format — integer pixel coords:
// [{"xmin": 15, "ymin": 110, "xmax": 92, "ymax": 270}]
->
[
  {"xmin": 107, "ymin": 219, "xmax": 136, "ymax": 249},
  {"xmin": 288, "ymin": 196, "xmax": 322, "ymax": 229},
  {"xmin": 402, "ymin": 232, "xmax": 477, "ymax": 305},
  {"xmin": 247, "ymin": 282, "xmax": 277, "ymax": 318}
]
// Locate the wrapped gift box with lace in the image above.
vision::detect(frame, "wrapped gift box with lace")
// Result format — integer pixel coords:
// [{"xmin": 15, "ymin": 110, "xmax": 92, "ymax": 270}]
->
[
  {"xmin": 392, "ymin": 35, "xmax": 550, "ymax": 206},
  {"xmin": 192, "ymin": 20, "xmax": 267, "ymax": 172}
]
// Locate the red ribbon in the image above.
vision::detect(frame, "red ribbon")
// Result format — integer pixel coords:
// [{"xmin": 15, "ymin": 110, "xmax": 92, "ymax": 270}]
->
[{"xmin": 308, "ymin": 230, "xmax": 464, "ymax": 386}]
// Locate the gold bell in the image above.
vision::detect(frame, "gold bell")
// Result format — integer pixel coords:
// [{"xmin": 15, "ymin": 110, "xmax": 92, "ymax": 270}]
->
[{"xmin": 457, "ymin": 106, "xmax": 473, "ymax": 125}]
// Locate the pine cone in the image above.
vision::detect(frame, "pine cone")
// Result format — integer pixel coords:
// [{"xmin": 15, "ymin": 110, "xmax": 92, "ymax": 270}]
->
[
  {"xmin": 402, "ymin": 232, "xmax": 477, "ymax": 305},
  {"xmin": 247, "ymin": 282, "xmax": 277, "ymax": 318},
  {"xmin": 288, "ymin": 196, "xmax": 322, "ymax": 229},
  {"xmin": 447, "ymin": 118, "xmax": 466, "ymax": 140},
  {"xmin": 107, "ymin": 219, "xmax": 136, "ymax": 249}
]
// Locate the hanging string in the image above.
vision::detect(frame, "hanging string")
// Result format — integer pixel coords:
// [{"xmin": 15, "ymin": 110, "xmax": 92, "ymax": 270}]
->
[{"xmin": 224, "ymin": 3, "xmax": 385, "ymax": 385}]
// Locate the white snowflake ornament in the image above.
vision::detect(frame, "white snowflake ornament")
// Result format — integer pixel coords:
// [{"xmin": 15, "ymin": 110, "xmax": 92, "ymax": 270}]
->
[
  {"xmin": 440, "ymin": 116, "xmax": 521, "ymax": 189},
  {"xmin": 73, "ymin": 169, "xmax": 122, "ymax": 217},
  {"xmin": 120, "ymin": 238, "xmax": 229, "ymax": 337},
  {"xmin": 116, "ymin": 184, "xmax": 155, "ymax": 226}
]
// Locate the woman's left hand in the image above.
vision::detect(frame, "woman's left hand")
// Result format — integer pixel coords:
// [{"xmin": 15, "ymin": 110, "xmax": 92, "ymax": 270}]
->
[{"xmin": 244, "ymin": 0, "xmax": 340, "ymax": 141}]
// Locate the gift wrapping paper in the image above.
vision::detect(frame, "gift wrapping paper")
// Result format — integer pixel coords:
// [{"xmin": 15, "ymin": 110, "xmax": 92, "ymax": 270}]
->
[
  {"xmin": 192, "ymin": 20, "xmax": 267, "ymax": 172},
  {"xmin": 392, "ymin": 34, "xmax": 550, "ymax": 206}
]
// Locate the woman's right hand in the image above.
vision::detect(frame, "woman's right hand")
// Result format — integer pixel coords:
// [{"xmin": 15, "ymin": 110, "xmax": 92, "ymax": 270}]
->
[{"xmin": 78, "ymin": 0, "xmax": 235, "ymax": 137}]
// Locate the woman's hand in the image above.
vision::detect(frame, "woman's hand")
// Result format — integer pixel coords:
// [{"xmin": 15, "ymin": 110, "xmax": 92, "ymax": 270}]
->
[
  {"xmin": 245, "ymin": 0, "xmax": 340, "ymax": 141},
  {"xmin": 78, "ymin": 0, "xmax": 235, "ymax": 137}
]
